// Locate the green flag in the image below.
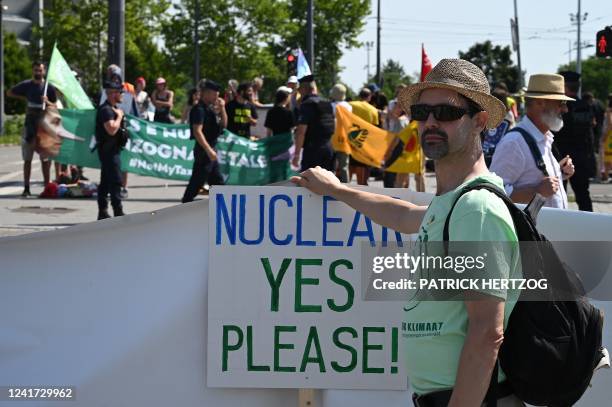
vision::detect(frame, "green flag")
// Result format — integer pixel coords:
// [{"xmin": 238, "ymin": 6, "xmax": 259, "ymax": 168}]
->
[{"xmin": 47, "ymin": 44, "xmax": 94, "ymax": 109}]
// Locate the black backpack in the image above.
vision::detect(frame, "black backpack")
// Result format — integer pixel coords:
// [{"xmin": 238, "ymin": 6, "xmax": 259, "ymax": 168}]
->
[{"xmin": 444, "ymin": 182, "xmax": 605, "ymax": 406}]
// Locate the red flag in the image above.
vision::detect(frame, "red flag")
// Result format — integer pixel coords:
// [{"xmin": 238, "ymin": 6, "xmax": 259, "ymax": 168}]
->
[{"xmin": 420, "ymin": 44, "xmax": 433, "ymax": 82}]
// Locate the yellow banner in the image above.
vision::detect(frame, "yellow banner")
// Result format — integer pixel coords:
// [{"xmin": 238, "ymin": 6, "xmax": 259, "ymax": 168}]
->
[
  {"xmin": 332, "ymin": 105, "xmax": 395, "ymax": 168},
  {"xmin": 385, "ymin": 121, "xmax": 424, "ymax": 174}
]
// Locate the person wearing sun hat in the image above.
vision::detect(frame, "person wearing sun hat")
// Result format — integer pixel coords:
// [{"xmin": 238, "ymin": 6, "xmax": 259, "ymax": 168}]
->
[
  {"xmin": 490, "ymin": 73, "xmax": 575, "ymax": 209},
  {"xmin": 291, "ymin": 58, "xmax": 523, "ymax": 406}
]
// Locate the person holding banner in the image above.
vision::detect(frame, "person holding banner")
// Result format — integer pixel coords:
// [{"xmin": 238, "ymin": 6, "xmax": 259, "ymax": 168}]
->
[
  {"xmin": 292, "ymin": 59, "xmax": 524, "ymax": 406},
  {"xmin": 181, "ymin": 80, "xmax": 227, "ymax": 203},
  {"xmin": 8, "ymin": 61, "xmax": 58, "ymax": 197}
]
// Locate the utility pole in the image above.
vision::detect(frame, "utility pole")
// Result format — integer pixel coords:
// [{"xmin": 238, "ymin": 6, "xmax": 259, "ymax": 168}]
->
[
  {"xmin": 108, "ymin": 0, "xmax": 125, "ymax": 77},
  {"xmin": 306, "ymin": 0, "xmax": 314, "ymax": 73},
  {"xmin": 194, "ymin": 0, "xmax": 200, "ymax": 86},
  {"xmin": 512, "ymin": 0, "xmax": 523, "ymax": 89},
  {"xmin": 364, "ymin": 41, "xmax": 374, "ymax": 82},
  {"xmin": 0, "ymin": 0, "xmax": 4, "ymax": 136},
  {"xmin": 570, "ymin": 0, "xmax": 588, "ymax": 97},
  {"xmin": 38, "ymin": 0, "xmax": 44, "ymax": 56},
  {"xmin": 375, "ymin": 0, "xmax": 381, "ymax": 86}
]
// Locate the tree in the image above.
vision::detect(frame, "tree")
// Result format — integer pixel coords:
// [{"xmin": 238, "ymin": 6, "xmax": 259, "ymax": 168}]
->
[
  {"xmin": 279, "ymin": 0, "xmax": 371, "ymax": 93},
  {"xmin": 34, "ymin": 0, "xmax": 172, "ymax": 99},
  {"xmin": 374, "ymin": 59, "xmax": 413, "ymax": 99},
  {"xmin": 458, "ymin": 41, "xmax": 519, "ymax": 92},
  {"xmin": 163, "ymin": 0, "xmax": 371, "ymax": 101},
  {"xmin": 558, "ymin": 56, "xmax": 612, "ymax": 102},
  {"xmin": 3, "ymin": 31, "xmax": 32, "ymax": 114},
  {"xmin": 33, "ymin": 0, "xmax": 108, "ymax": 97},
  {"xmin": 162, "ymin": 0, "xmax": 285, "ymax": 102}
]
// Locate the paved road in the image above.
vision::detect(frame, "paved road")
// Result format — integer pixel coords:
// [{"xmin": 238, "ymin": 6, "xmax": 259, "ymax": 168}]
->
[{"xmin": 1, "ymin": 145, "xmax": 611, "ymax": 237}]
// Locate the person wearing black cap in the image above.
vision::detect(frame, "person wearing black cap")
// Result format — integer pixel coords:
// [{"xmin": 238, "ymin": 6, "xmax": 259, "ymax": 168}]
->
[
  {"xmin": 553, "ymin": 71, "xmax": 595, "ymax": 211},
  {"xmin": 181, "ymin": 79, "xmax": 227, "ymax": 203},
  {"xmin": 95, "ymin": 81, "xmax": 127, "ymax": 220},
  {"xmin": 291, "ymin": 75, "xmax": 336, "ymax": 171}
]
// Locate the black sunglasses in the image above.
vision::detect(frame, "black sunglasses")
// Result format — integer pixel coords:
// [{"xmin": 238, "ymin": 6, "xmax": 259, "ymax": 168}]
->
[{"xmin": 410, "ymin": 104, "xmax": 478, "ymax": 122}]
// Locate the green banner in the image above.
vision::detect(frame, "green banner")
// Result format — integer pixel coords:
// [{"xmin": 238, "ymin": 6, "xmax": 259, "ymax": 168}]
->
[
  {"xmin": 216, "ymin": 131, "xmax": 294, "ymax": 185},
  {"xmin": 56, "ymin": 109, "xmax": 293, "ymax": 185}
]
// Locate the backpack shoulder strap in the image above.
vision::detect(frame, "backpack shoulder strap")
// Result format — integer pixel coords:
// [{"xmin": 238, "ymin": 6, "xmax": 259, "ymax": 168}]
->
[
  {"xmin": 510, "ymin": 127, "xmax": 549, "ymax": 176},
  {"xmin": 442, "ymin": 182, "xmax": 519, "ymax": 242}
]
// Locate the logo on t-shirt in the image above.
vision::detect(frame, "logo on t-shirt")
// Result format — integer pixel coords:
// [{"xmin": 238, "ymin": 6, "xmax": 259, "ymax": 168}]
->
[{"xmin": 402, "ymin": 321, "xmax": 444, "ymax": 338}]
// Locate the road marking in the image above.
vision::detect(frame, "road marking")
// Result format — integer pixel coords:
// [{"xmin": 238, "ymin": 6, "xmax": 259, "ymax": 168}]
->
[{"xmin": 0, "ymin": 162, "xmax": 41, "ymax": 195}]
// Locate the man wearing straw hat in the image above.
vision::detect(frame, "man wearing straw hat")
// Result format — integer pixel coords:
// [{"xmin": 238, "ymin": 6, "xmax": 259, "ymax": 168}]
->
[
  {"xmin": 490, "ymin": 73, "xmax": 575, "ymax": 209},
  {"xmin": 291, "ymin": 59, "xmax": 523, "ymax": 406}
]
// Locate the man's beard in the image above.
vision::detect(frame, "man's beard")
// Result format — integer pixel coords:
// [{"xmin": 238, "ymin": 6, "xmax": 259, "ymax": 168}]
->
[
  {"xmin": 542, "ymin": 109, "xmax": 564, "ymax": 132},
  {"xmin": 420, "ymin": 128, "xmax": 450, "ymax": 160},
  {"xmin": 33, "ymin": 74, "xmax": 43, "ymax": 80}
]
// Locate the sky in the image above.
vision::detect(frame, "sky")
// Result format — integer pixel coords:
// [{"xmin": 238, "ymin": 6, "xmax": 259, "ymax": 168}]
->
[{"xmin": 338, "ymin": 0, "xmax": 610, "ymax": 92}]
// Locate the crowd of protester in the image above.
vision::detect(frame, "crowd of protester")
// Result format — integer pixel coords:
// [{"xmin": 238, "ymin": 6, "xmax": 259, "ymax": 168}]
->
[{"xmin": 7, "ymin": 60, "xmax": 612, "ymax": 219}]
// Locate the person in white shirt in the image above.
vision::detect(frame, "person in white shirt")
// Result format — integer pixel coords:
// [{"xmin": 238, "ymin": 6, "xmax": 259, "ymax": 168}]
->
[{"xmin": 490, "ymin": 73, "xmax": 576, "ymax": 209}]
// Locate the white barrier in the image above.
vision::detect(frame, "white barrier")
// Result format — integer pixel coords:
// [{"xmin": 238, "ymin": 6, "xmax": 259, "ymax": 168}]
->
[{"xmin": 0, "ymin": 190, "xmax": 610, "ymax": 406}]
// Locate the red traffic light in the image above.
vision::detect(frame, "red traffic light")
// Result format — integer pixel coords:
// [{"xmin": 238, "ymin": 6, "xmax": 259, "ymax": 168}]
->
[
  {"xmin": 287, "ymin": 54, "xmax": 296, "ymax": 62},
  {"xmin": 596, "ymin": 27, "xmax": 611, "ymax": 58}
]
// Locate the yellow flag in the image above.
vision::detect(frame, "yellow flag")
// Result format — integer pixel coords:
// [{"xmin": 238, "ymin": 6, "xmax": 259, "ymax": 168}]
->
[
  {"xmin": 331, "ymin": 105, "xmax": 395, "ymax": 168},
  {"xmin": 385, "ymin": 121, "xmax": 424, "ymax": 174}
]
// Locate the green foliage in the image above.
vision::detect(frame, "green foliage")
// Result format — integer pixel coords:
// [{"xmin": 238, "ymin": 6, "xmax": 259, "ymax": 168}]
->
[
  {"xmin": 3, "ymin": 32, "xmax": 32, "ymax": 114},
  {"xmin": 124, "ymin": 0, "xmax": 175, "ymax": 93},
  {"xmin": 29, "ymin": 0, "xmax": 370, "ymax": 108},
  {"xmin": 458, "ymin": 41, "xmax": 519, "ymax": 92},
  {"xmin": 33, "ymin": 0, "xmax": 108, "ymax": 97},
  {"xmin": 0, "ymin": 115, "xmax": 25, "ymax": 144},
  {"xmin": 558, "ymin": 57, "xmax": 612, "ymax": 102},
  {"xmin": 280, "ymin": 0, "xmax": 371, "ymax": 93},
  {"xmin": 370, "ymin": 59, "xmax": 413, "ymax": 100}
]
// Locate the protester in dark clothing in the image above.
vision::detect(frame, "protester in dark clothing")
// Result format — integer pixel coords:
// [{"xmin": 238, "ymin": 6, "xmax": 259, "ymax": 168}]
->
[
  {"xmin": 265, "ymin": 89, "xmax": 295, "ymax": 136},
  {"xmin": 181, "ymin": 80, "xmax": 228, "ymax": 203},
  {"xmin": 583, "ymin": 92, "xmax": 605, "ymax": 153},
  {"xmin": 292, "ymin": 76, "xmax": 336, "ymax": 172},
  {"xmin": 95, "ymin": 81, "xmax": 126, "ymax": 220},
  {"xmin": 225, "ymin": 82, "xmax": 258, "ymax": 138},
  {"xmin": 7, "ymin": 62, "xmax": 58, "ymax": 197},
  {"xmin": 553, "ymin": 71, "xmax": 595, "ymax": 212}
]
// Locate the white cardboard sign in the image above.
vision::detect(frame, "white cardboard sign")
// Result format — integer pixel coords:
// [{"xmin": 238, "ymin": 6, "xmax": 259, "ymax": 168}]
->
[{"xmin": 207, "ymin": 186, "xmax": 418, "ymax": 390}]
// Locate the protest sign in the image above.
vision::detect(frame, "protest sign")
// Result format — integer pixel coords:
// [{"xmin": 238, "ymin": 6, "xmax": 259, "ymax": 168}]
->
[{"xmin": 207, "ymin": 186, "xmax": 415, "ymax": 389}]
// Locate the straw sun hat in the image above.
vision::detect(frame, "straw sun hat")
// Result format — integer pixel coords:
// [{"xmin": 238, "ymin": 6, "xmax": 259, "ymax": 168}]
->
[
  {"xmin": 397, "ymin": 58, "xmax": 506, "ymax": 129},
  {"xmin": 523, "ymin": 73, "xmax": 575, "ymax": 101}
]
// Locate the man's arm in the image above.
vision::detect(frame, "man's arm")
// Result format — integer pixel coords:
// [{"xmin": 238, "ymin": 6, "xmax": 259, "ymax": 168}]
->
[
  {"xmin": 292, "ymin": 124, "xmax": 307, "ymax": 167},
  {"xmin": 291, "ymin": 167, "xmax": 427, "ymax": 234},
  {"xmin": 7, "ymin": 82, "xmax": 26, "ymax": 100},
  {"xmin": 217, "ymin": 98, "xmax": 228, "ymax": 128},
  {"xmin": 193, "ymin": 123, "xmax": 217, "ymax": 161},
  {"xmin": 250, "ymin": 105, "xmax": 258, "ymax": 126},
  {"xmin": 448, "ymin": 295, "xmax": 504, "ymax": 407},
  {"xmin": 103, "ymin": 108, "xmax": 124, "ymax": 136}
]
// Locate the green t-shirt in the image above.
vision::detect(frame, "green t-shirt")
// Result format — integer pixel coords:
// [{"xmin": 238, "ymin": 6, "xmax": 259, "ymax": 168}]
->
[{"xmin": 404, "ymin": 173, "xmax": 521, "ymax": 395}]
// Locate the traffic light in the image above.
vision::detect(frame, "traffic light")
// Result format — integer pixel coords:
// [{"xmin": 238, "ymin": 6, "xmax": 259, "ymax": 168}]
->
[
  {"xmin": 286, "ymin": 49, "xmax": 298, "ymax": 76},
  {"xmin": 596, "ymin": 27, "xmax": 611, "ymax": 58}
]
